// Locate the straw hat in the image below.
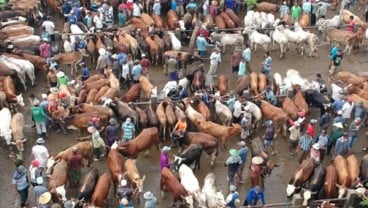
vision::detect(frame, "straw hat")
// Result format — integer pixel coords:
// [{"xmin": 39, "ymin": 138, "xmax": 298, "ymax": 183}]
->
[
  {"xmin": 312, "ymin": 143, "xmax": 320, "ymax": 150},
  {"xmin": 229, "ymin": 149, "xmax": 240, "ymax": 156},
  {"xmin": 120, "ymin": 179, "xmax": 127, "ymax": 186},
  {"xmin": 143, "ymin": 191, "xmax": 154, "ymax": 200},
  {"xmin": 56, "ymin": 71, "xmax": 65, "ymax": 78},
  {"xmin": 211, "ymin": 0, "xmax": 218, "ymax": 5},
  {"xmin": 39, "ymin": 192, "xmax": 52, "ymax": 205},
  {"xmin": 333, "ymin": 122, "xmax": 343, "ymax": 129},
  {"xmin": 50, "ymin": 87, "xmax": 59, "ymax": 95},
  {"xmin": 87, "ymin": 126, "xmax": 97, "ymax": 133},
  {"xmin": 120, "ymin": 198, "xmax": 129, "ymax": 205},
  {"xmin": 252, "ymin": 156, "xmax": 264, "ymax": 165}
]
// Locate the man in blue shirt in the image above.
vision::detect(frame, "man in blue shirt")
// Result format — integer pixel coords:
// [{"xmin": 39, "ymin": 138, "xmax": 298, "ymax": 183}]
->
[
  {"xmin": 196, "ymin": 33, "xmax": 212, "ymax": 58},
  {"xmin": 118, "ymin": 50, "xmax": 127, "ymax": 66},
  {"xmin": 264, "ymin": 86, "xmax": 277, "ymax": 106},
  {"xmin": 237, "ymin": 141, "xmax": 248, "ymax": 183},
  {"xmin": 73, "ymin": 37, "xmax": 86, "ymax": 52},
  {"xmin": 335, "ymin": 132, "xmax": 350, "ymax": 156},
  {"xmin": 152, "ymin": 0, "xmax": 161, "ymax": 15},
  {"xmin": 79, "ymin": 62, "xmax": 90, "ymax": 81},
  {"xmin": 243, "ymin": 186, "xmax": 266, "ymax": 206},
  {"xmin": 261, "ymin": 52, "xmax": 272, "ymax": 78},
  {"xmin": 62, "ymin": 1, "xmax": 72, "ymax": 21},
  {"xmin": 132, "ymin": 60, "xmax": 142, "ymax": 83},
  {"xmin": 68, "ymin": 11, "xmax": 78, "ymax": 24},
  {"xmin": 121, "ymin": 118, "xmax": 135, "ymax": 143},
  {"xmin": 352, "ymin": 101, "xmax": 366, "ymax": 120},
  {"xmin": 332, "ymin": 99, "xmax": 344, "ymax": 113},
  {"xmin": 72, "ymin": 6, "xmax": 82, "ymax": 21}
]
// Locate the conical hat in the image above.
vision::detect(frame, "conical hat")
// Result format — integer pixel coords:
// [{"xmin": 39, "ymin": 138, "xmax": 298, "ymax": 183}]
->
[{"xmin": 39, "ymin": 192, "xmax": 51, "ymax": 204}]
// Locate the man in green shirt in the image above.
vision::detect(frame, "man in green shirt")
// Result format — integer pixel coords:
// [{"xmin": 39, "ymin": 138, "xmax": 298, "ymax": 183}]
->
[
  {"xmin": 291, "ymin": 2, "xmax": 302, "ymax": 24},
  {"xmin": 0, "ymin": 0, "xmax": 6, "ymax": 10},
  {"xmin": 31, "ymin": 102, "xmax": 48, "ymax": 137},
  {"xmin": 246, "ymin": 0, "xmax": 257, "ymax": 11},
  {"xmin": 56, "ymin": 71, "xmax": 69, "ymax": 88}
]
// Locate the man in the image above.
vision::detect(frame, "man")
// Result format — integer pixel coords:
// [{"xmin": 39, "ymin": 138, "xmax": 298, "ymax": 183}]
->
[
  {"xmin": 288, "ymin": 124, "xmax": 301, "ymax": 155},
  {"xmin": 31, "ymin": 101, "xmax": 48, "ymax": 138},
  {"xmin": 84, "ymin": 11, "xmax": 93, "ymax": 28},
  {"xmin": 41, "ymin": 17, "xmax": 55, "ymax": 42},
  {"xmin": 349, "ymin": 118, "xmax": 361, "ymax": 148},
  {"xmin": 208, "ymin": 48, "xmax": 221, "ymax": 76},
  {"xmin": 143, "ymin": 191, "xmax": 157, "ymax": 208},
  {"xmin": 96, "ymin": 48, "xmax": 108, "ymax": 71},
  {"xmin": 297, "ymin": 131, "xmax": 314, "ymax": 163},
  {"xmin": 328, "ymin": 122, "xmax": 344, "ymax": 155},
  {"xmin": 291, "ymin": 2, "xmax": 302, "ymax": 24},
  {"xmin": 335, "ymin": 132, "xmax": 350, "ymax": 156},
  {"xmin": 79, "ymin": 62, "xmax": 90, "ymax": 81},
  {"xmin": 309, "ymin": 143, "xmax": 321, "ymax": 164},
  {"xmin": 62, "ymin": 1, "xmax": 72, "ymax": 21},
  {"xmin": 87, "ymin": 126, "xmax": 105, "ymax": 161},
  {"xmin": 39, "ymin": 40, "xmax": 51, "ymax": 60},
  {"xmin": 237, "ymin": 141, "xmax": 248, "ymax": 183},
  {"xmin": 167, "ymin": 55, "xmax": 178, "ymax": 81},
  {"xmin": 279, "ymin": 1, "xmax": 289, "ymax": 18},
  {"xmin": 68, "ymin": 147, "xmax": 83, "ymax": 188},
  {"xmin": 316, "ymin": 73, "xmax": 327, "ymax": 93},
  {"xmin": 196, "ymin": 33, "xmax": 212, "ymax": 58},
  {"xmin": 171, "ymin": 117, "xmax": 187, "ymax": 148},
  {"xmin": 32, "ymin": 177, "xmax": 47, "ymax": 206},
  {"xmin": 73, "ymin": 37, "xmax": 86, "ymax": 52},
  {"xmin": 32, "ymin": 138, "xmax": 49, "ymax": 174},
  {"xmin": 332, "ymin": 101, "xmax": 344, "ymax": 116},
  {"xmin": 29, "ymin": 160, "xmax": 43, "ymax": 187},
  {"xmin": 116, "ymin": 179, "xmax": 133, "ymax": 202},
  {"xmin": 311, "ymin": 0, "xmax": 318, "ymax": 25},
  {"xmin": 56, "ymin": 71, "xmax": 69, "ymax": 88},
  {"xmin": 118, "ymin": 9, "xmax": 127, "ymax": 27},
  {"xmin": 319, "ymin": 110, "xmax": 331, "ymax": 132},
  {"xmin": 225, "ymin": 149, "xmax": 242, "ymax": 185},
  {"xmin": 132, "ymin": 60, "xmax": 143, "ymax": 83},
  {"xmin": 233, "ymin": 97, "xmax": 244, "ymax": 123},
  {"xmin": 105, "ymin": 118, "xmax": 119, "ymax": 148},
  {"xmin": 243, "ymin": 186, "xmax": 266, "ymax": 206},
  {"xmin": 152, "ymin": 0, "xmax": 161, "ymax": 15},
  {"xmin": 132, "ymin": 0, "xmax": 143, "ymax": 17},
  {"xmin": 93, "ymin": 11, "xmax": 103, "ymax": 31},
  {"xmin": 68, "ymin": 10, "xmax": 78, "ymax": 24},
  {"xmin": 242, "ymin": 43, "xmax": 251, "ymax": 72},
  {"xmin": 186, "ymin": 0, "xmax": 197, "ymax": 13},
  {"xmin": 226, "ymin": 185, "xmax": 240, "ymax": 208},
  {"xmin": 238, "ymin": 58, "xmax": 247, "ymax": 77},
  {"xmin": 330, "ymin": 80, "xmax": 343, "ymax": 103},
  {"xmin": 121, "ymin": 59, "xmax": 131, "ymax": 88},
  {"xmin": 263, "ymin": 120, "xmax": 277, "ymax": 155},
  {"xmin": 122, "ymin": 118, "xmax": 135, "ymax": 143},
  {"xmin": 329, "ymin": 49, "xmax": 343, "ymax": 80},
  {"xmin": 231, "ymin": 48, "xmax": 242, "ymax": 74},
  {"xmin": 302, "ymin": 0, "xmax": 312, "ymax": 14},
  {"xmin": 261, "ymin": 52, "xmax": 272, "ymax": 78},
  {"xmin": 250, "ymin": 156, "xmax": 264, "ymax": 186},
  {"xmin": 316, "ymin": 129, "xmax": 329, "ymax": 161},
  {"xmin": 353, "ymin": 101, "xmax": 366, "ymax": 120},
  {"xmin": 140, "ymin": 54, "xmax": 151, "ymax": 75},
  {"xmin": 316, "ymin": 0, "xmax": 330, "ymax": 19},
  {"xmin": 47, "ymin": 67, "xmax": 57, "ymax": 87},
  {"xmin": 341, "ymin": 96, "xmax": 354, "ymax": 125},
  {"xmin": 306, "ymin": 119, "xmax": 318, "ymax": 139}
]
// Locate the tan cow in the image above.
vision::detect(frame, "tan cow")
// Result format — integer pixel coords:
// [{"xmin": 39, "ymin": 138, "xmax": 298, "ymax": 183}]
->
[
  {"xmin": 53, "ymin": 141, "xmax": 94, "ymax": 167},
  {"xmin": 124, "ymin": 159, "xmax": 146, "ymax": 193},
  {"xmin": 250, "ymin": 72, "xmax": 258, "ymax": 95},
  {"xmin": 139, "ymin": 75, "xmax": 154, "ymax": 101},
  {"xmin": 293, "ymin": 90, "xmax": 309, "ymax": 115},
  {"xmin": 10, "ymin": 112, "xmax": 25, "ymax": 152},
  {"xmin": 52, "ymin": 51, "xmax": 89, "ymax": 75},
  {"xmin": 337, "ymin": 71, "xmax": 365, "ymax": 87},
  {"xmin": 341, "ymin": 9, "xmax": 366, "ymax": 26},
  {"xmin": 197, "ymin": 121, "xmax": 241, "ymax": 148},
  {"xmin": 322, "ymin": 27, "xmax": 358, "ymax": 55}
]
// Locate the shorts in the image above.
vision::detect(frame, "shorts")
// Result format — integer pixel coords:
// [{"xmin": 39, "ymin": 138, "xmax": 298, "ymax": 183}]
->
[
  {"xmin": 264, "ymin": 139, "xmax": 273, "ymax": 147},
  {"xmin": 329, "ymin": 65, "xmax": 339, "ymax": 76},
  {"xmin": 288, "ymin": 139, "xmax": 298, "ymax": 148},
  {"xmin": 232, "ymin": 65, "xmax": 239, "ymax": 73}
]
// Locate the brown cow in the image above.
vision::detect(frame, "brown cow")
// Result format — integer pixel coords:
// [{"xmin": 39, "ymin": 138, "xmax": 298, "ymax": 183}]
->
[
  {"xmin": 125, "ymin": 159, "xmax": 146, "ymax": 194},
  {"xmin": 282, "ymin": 97, "xmax": 299, "ymax": 120},
  {"xmin": 164, "ymin": 99, "xmax": 177, "ymax": 132},
  {"xmin": 333, "ymin": 155, "xmax": 350, "ymax": 198},
  {"xmin": 94, "ymin": 86, "xmax": 110, "ymax": 103},
  {"xmin": 79, "ymin": 103, "xmax": 114, "ymax": 117},
  {"xmin": 54, "ymin": 141, "xmax": 94, "ymax": 167},
  {"xmin": 337, "ymin": 71, "xmax": 365, "ymax": 87},
  {"xmin": 48, "ymin": 160, "xmax": 68, "ymax": 202},
  {"xmin": 260, "ymin": 100, "xmax": 288, "ymax": 123},
  {"xmin": 258, "ymin": 73, "xmax": 267, "ymax": 93},
  {"xmin": 217, "ymin": 75, "xmax": 228, "ymax": 96},
  {"xmin": 62, "ymin": 112, "xmax": 109, "ymax": 133},
  {"xmin": 84, "ymin": 78, "xmax": 109, "ymax": 92},
  {"xmin": 135, "ymin": 106, "xmax": 148, "ymax": 129},
  {"xmin": 77, "ymin": 89, "xmax": 87, "ymax": 104},
  {"xmin": 235, "ymin": 75, "xmax": 250, "ymax": 96},
  {"xmin": 225, "ymin": 9, "xmax": 240, "ymax": 27},
  {"xmin": 86, "ymin": 89, "xmax": 98, "ymax": 104},
  {"xmin": 197, "ymin": 121, "xmax": 241, "ymax": 148},
  {"xmin": 139, "ymin": 75, "xmax": 154, "ymax": 101},
  {"xmin": 140, "ymin": 13, "xmax": 154, "ymax": 26},
  {"xmin": 91, "ymin": 173, "xmax": 111, "ymax": 207},
  {"xmin": 324, "ymin": 165, "xmax": 338, "ymax": 199},
  {"xmin": 346, "ymin": 155, "xmax": 360, "ymax": 186},
  {"xmin": 322, "ymin": 27, "xmax": 358, "ymax": 55},
  {"xmin": 145, "ymin": 35, "xmax": 160, "ymax": 65},
  {"xmin": 47, "ymin": 0, "xmax": 62, "ymax": 15},
  {"xmin": 151, "ymin": 13, "xmax": 164, "ymax": 28},
  {"xmin": 167, "ymin": 10, "xmax": 179, "ymax": 29},
  {"xmin": 256, "ymin": 2, "xmax": 279, "ymax": 13},
  {"xmin": 286, "ymin": 158, "xmax": 316, "ymax": 197},
  {"xmin": 78, "ymin": 168, "xmax": 99, "ymax": 201},
  {"xmin": 86, "ymin": 35, "xmax": 96, "ymax": 64},
  {"xmin": 345, "ymin": 84, "xmax": 368, "ymax": 100},
  {"xmin": 215, "ymin": 15, "xmax": 226, "ymax": 30},
  {"xmin": 187, "ymin": 132, "xmax": 218, "ymax": 166},
  {"xmin": 13, "ymin": 51, "xmax": 49, "ymax": 73},
  {"xmin": 52, "ymin": 51, "xmax": 88, "ymax": 75},
  {"xmin": 131, "ymin": 17, "xmax": 149, "ymax": 31},
  {"xmin": 117, "ymin": 127, "xmax": 160, "ymax": 157},
  {"xmin": 122, "ymin": 83, "xmax": 141, "ymax": 102},
  {"xmin": 220, "ymin": 12, "xmax": 235, "ymax": 29},
  {"xmin": 160, "ymin": 167, "xmax": 188, "ymax": 202},
  {"xmin": 163, "ymin": 50, "xmax": 200, "ymax": 69},
  {"xmin": 250, "ymin": 72, "xmax": 258, "ymax": 95},
  {"xmin": 147, "ymin": 104, "xmax": 159, "ymax": 127},
  {"xmin": 156, "ymin": 99, "xmax": 168, "ymax": 138},
  {"xmin": 194, "ymin": 97, "xmax": 211, "ymax": 121},
  {"xmin": 293, "ymin": 90, "xmax": 309, "ymax": 115},
  {"xmin": 107, "ymin": 149, "xmax": 126, "ymax": 193},
  {"xmin": 299, "ymin": 14, "xmax": 311, "ymax": 27},
  {"xmin": 84, "ymin": 74, "xmax": 105, "ymax": 84},
  {"xmin": 2, "ymin": 25, "xmax": 33, "ymax": 37}
]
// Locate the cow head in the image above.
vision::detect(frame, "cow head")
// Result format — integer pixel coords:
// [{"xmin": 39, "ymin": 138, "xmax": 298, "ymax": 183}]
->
[
  {"xmin": 336, "ymin": 183, "xmax": 348, "ymax": 198},
  {"xmin": 302, "ymin": 188, "xmax": 317, "ymax": 206},
  {"xmin": 16, "ymin": 93, "xmax": 25, "ymax": 107},
  {"xmin": 286, "ymin": 184, "xmax": 296, "ymax": 197},
  {"xmin": 50, "ymin": 185, "xmax": 67, "ymax": 203},
  {"xmin": 214, "ymin": 191, "xmax": 226, "ymax": 207},
  {"xmin": 134, "ymin": 175, "xmax": 145, "ymax": 193},
  {"xmin": 184, "ymin": 195, "xmax": 194, "ymax": 208},
  {"xmin": 172, "ymin": 155, "xmax": 184, "ymax": 171}
]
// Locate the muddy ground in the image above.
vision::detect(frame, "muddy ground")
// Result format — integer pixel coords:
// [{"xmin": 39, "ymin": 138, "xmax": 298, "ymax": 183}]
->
[{"xmin": 1, "ymin": 6, "xmax": 368, "ymax": 208}]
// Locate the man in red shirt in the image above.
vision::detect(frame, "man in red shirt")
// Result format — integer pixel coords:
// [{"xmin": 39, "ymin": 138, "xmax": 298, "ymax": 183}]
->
[
  {"xmin": 139, "ymin": 54, "xmax": 151, "ymax": 75},
  {"xmin": 348, "ymin": 15, "xmax": 355, "ymax": 32},
  {"xmin": 68, "ymin": 147, "xmax": 83, "ymax": 188}
]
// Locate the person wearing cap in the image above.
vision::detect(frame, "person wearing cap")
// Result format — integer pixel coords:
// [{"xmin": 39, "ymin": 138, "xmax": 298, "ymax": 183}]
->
[
  {"xmin": 47, "ymin": 67, "xmax": 57, "ymax": 87},
  {"xmin": 86, "ymin": 126, "xmax": 106, "ymax": 161},
  {"xmin": 226, "ymin": 185, "xmax": 240, "ymax": 208},
  {"xmin": 73, "ymin": 36, "xmax": 87, "ymax": 52},
  {"xmin": 309, "ymin": 143, "xmax": 321, "ymax": 163},
  {"xmin": 29, "ymin": 160, "xmax": 43, "ymax": 187},
  {"xmin": 225, "ymin": 149, "xmax": 243, "ymax": 185},
  {"xmin": 243, "ymin": 186, "xmax": 266, "ymax": 206},
  {"xmin": 196, "ymin": 33, "xmax": 212, "ymax": 58},
  {"xmin": 122, "ymin": 117, "xmax": 135, "ymax": 143},
  {"xmin": 263, "ymin": 120, "xmax": 277, "ymax": 155},
  {"xmin": 237, "ymin": 141, "xmax": 248, "ymax": 183},
  {"xmin": 31, "ymin": 99, "xmax": 49, "ymax": 138},
  {"xmin": 231, "ymin": 48, "xmax": 242, "ymax": 74},
  {"xmin": 316, "ymin": 73, "xmax": 327, "ymax": 94},
  {"xmin": 279, "ymin": 1, "xmax": 290, "ymax": 18},
  {"xmin": 39, "ymin": 192, "xmax": 52, "ymax": 208},
  {"xmin": 250, "ymin": 156, "xmax": 264, "ymax": 186},
  {"xmin": 316, "ymin": 129, "xmax": 329, "ymax": 161},
  {"xmin": 79, "ymin": 62, "xmax": 90, "ymax": 82},
  {"xmin": 335, "ymin": 132, "xmax": 350, "ymax": 156},
  {"xmin": 105, "ymin": 118, "xmax": 119, "ymax": 149},
  {"xmin": 12, "ymin": 165, "xmax": 30, "ymax": 208},
  {"xmin": 39, "ymin": 38, "xmax": 51, "ymax": 59},
  {"xmin": 132, "ymin": 60, "xmax": 143, "ymax": 83},
  {"xmin": 297, "ymin": 131, "xmax": 314, "ymax": 163},
  {"xmin": 240, "ymin": 109, "xmax": 251, "ymax": 140},
  {"xmin": 56, "ymin": 71, "xmax": 70, "ymax": 88},
  {"xmin": 306, "ymin": 119, "xmax": 318, "ymax": 138},
  {"xmin": 171, "ymin": 117, "xmax": 188, "ymax": 148},
  {"xmin": 119, "ymin": 197, "xmax": 134, "ymax": 208},
  {"xmin": 116, "ymin": 179, "xmax": 133, "ymax": 203},
  {"xmin": 316, "ymin": 0, "xmax": 330, "ymax": 19},
  {"xmin": 167, "ymin": 55, "xmax": 178, "ymax": 81},
  {"xmin": 160, "ymin": 146, "xmax": 172, "ymax": 170},
  {"xmin": 329, "ymin": 49, "xmax": 343, "ymax": 80},
  {"xmin": 93, "ymin": 11, "xmax": 103, "ymax": 31},
  {"xmin": 333, "ymin": 110, "xmax": 344, "ymax": 124},
  {"xmin": 348, "ymin": 117, "xmax": 362, "ymax": 148},
  {"xmin": 68, "ymin": 10, "xmax": 78, "ymax": 24},
  {"xmin": 68, "ymin": 147, "xmax": 83, "ymax": 188},
  {"xmin": 341, "ymin": 97, "xmax": 354, "ymax": 125},
  {"xmin": 32, "ymin": 138, "xmax": 49, "ymax": 171},
  {"xmin": 178, "ymin": 85, "xmax": 188, "ymax": 100},
  {"xmin": 143, "ymin": 191, "xmax": 157, "ymax": 208},
  {"xmin": 352, "ymin": 101, "xmax": 366, "ymax": 121},
  {"xmin": 288, "ymin": 123, "xmax": 301, "ymax": 155},
  {"xmin": 33, "ymin": 177, "xmax": 48, "ymax": 206},
  {"xmin": 209, "ymin": 48, "xmax": 222, "ymax": 76},
  {"xmin": 327, "ymin": 122, "xmax": 344, "ymax": 155}
]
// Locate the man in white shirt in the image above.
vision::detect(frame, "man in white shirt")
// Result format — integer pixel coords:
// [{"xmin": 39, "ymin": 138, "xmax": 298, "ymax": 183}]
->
[
  {"xmin": 132, "ymin": 1, "xmax": 143, "ymax": 17},
  {"xmin": 233, "ymin": 98, "xmax": 244, "ymax": 123},
  {"xmin": 331, "ymin": 81, "xmax": 343, "ymax": 102},
  {"xmin": 242, "ymin": 43, "xmax": 251, "ymax": 72},
  {"xmin": 31, "ymin": 138, "xmax": 49, "ymax": 171},
  {"xmin": 41, "ymin": 17, "xmax": 55, "ymax": 42},
  {"xmin": 93, "ymin": 11, "xmax": 103, "ymax": 31},
  {"xmin": 341, "ymin": 97, "xmax": 354, "ymax": 125},
  {"xmin": 208, "ymin": 48, "xmax": 221, "ymax": 76}
]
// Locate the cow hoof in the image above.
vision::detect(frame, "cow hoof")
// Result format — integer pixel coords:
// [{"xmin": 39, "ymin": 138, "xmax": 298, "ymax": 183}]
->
[
  {"xmin": 160, "ymin": 191, "xmax": 165, "ymax": 199},
  {"xmin": 210, "ymin": 161, "xmax": 214, "ymax": 168}
]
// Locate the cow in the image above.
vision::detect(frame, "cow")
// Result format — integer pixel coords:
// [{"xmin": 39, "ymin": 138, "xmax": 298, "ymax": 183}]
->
[
  {"xmin": 333, "ymin": 155, "xmax": 350, "ymax": 198},
  {"xmin": 337, "ymin": 71, "xmax": 365, "ymax": 87},
  {"xmin": 79, "ymin": 103, "xmax": 114, "ymax": 117},
  {"xmin": 217, "ymin": 75, "xmax": 228, "ymax": 96},
  {"xmin": 163, "ymin": 50, "xmax": 200, "ymax": 70},
  {"xmin": 78, "ymin": 168, "xmax": 99, "ymax": 201},
  {"xmin": 107, "ymin": 149, "xmax": 125, "ymax": 193},
  {"xmin": 324, "ymin": 165, "xmax": 338, "ymax": 199},
  {"xmin": 202, "ymin": 173, "xmax": 226, "ymax": 208},
  {"xmin": 286, "ymin": 158, "xmax": 316, "ymax": 197},
  {"xmin": 197, "ymin": 121, "xmax": 241, "ymax": 149},
  {"xmin": 319, "ymin": 27, "xmax": 358, "ymax": 55},
  {"xmin": 117, "ymin": 127, "xmax": 160, "ymax": 158},
  {"xmin": 258, "ymin": 100, "xmax": 288, "ymax": 137},
  {"xmin": 256, "ymin": 2, "xmax": 279, "ymax": 13},
  {"xmin": 178, "ymin": 164, "xmax": 207, "ymax": 207},
  {"xmin": 91, "ymin": 172, "xmax": 111, "ymax": 207},
  {"xmin": 235, "ymin": 75, "xmax": 250, "ymax": 96},
  {"xmin": 302, "ymin": 165, "xmax": 326, "ymax": 206},
  {"xmin": 293, "ymin": 90, "xmax": 309, "ymax": 115},
  {"xmin": 0, "ymin": 107, "xmax": 12, "ymax": 146},
  {"xmin": 122, "ymin": 83, "xmax": 141, "ymax": 102},
  {"xmin": 160, "ymin": 167, "xmax": 189, "ymax": 205},
  {"xmin": 61, "ymin": 112, "xmax": 109, "ymax": 134},
  {"xmin": 104, "ymin": 98, "xmax": 138, "ymax": 125},
  {"xmin": 282, "ymin": 97, "xmax": 299, "ymax": 120},
  {"xmin": 53, "ymin": 141, "xmax": 94, "ymax": 167},
  {"xmin": 187, "ymin": 132, "xmax": 218, "ymax": 167},
  {"xmin": 193, "ymin": 96, "xmax": 211, "ymax": 121},
  {"xmin": 48, "ymin": 160, "xmax": 68, "ymax": 203},
  {"xmin": 347, "ymin": 155, "xmax": 360, "ymax": 187},
  {"xmin": 360, "ymin": 154, "xmax": 368, "ymax": 186},
  {"xmin": 124, "ymin": 159, "xmax": 146, "ymax": 198},
  {"xmin": 10, "ymin": 112, "xmax": 25, "ymax": 152},
  {"xmin": 52, "ymin": 50, "xmax": 89, "ymax": 75},
  {"xmin": 173, "ymin": 144, "xmax": 203, "ymax": 172},
  {"xmin": 304, "ymin": 89, "xmax": 331, "ymax": 116},
  {"xmin": 182, "ymin": 98, "xmax": 206, "ymax": 127},
  {"xmin": 214, "ymin": 99, "xmax": 232, "ymax": 126}
]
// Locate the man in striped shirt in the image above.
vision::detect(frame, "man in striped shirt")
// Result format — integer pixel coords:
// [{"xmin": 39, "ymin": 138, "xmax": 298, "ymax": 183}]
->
[
  {"xmin": 122, "ymin": 118, "xmax": 135, "ymax": 143},
  {"xmin": 297, "ymin": 131, "xmax": 314, "ymax": 163}
]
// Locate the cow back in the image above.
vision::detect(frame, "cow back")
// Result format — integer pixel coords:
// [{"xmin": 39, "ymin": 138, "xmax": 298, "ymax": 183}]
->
[
  {"xmin": 161, "ymin": 167, "xmax": 187, "ymax": 200},
  {"xmin": 91, "ymin": 172, "xmax": 111, "ymax": 207},
  {"xmin": 293, "ymin": 90, "xmax": 309, "ymax": 115},
  {"xmin": 235, "ymin": 75, "xmax": 249, "ymax": 96},
  {"xmin": 124, "ymin": 159, "xmax": 140, "ymax": 181},
  {"xmin": 333, "ymin": 155, "xmax": 350, "ymax": 187},
  {"xmin": 347, "ymin": 155, "xmax": 360, "ymax": 185},
  {"xmin": 309, "ymin": 165, "xmax": 326, "ymax": 192},
  {"xmin": 131, "ymin": 127, "xmax": 159, "ymax": 152},
  {"xmin": 292, "ymin": 158, "xmax": 316, "ymax": 185},
  {"xmin": 165, "ymin": 101, "xmax": 176, "ymax": 125},
  {"xmin": 49, "ymin": 160, "xmax": 68, "ymax": 189},
  {"xmin": 78, "ymin": 169, "xmax": 99, "ymax": 200},
  {"xmin": 3, "ymin": 76, "xmax": 16, "ymax": 102},
  {"xmin": 282, "ymin": 97, "xmax": 298, "ymax": 120},
  {"xmin": 54, "ymin": 141, "xmax": 93, "ymax": 162},
  {"xmin": 217, "ymin": 75, "xmax": 228, "ymax": 96},
  {"xmin": 122, "ymin": 83, "xmax": 140, "ymax": 102},
  {"xmin": 324, "ymin": 165, "xmax": 338, "ymax": 199},
  {"xmin": 107, "ymin": 149, "xmax": 125, "ymax": 183},
  {"xmin": 360, "ymin": 154, "xmax": 368, "ymax": 180}
]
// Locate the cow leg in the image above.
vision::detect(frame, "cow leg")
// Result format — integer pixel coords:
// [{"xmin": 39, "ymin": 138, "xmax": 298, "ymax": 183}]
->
[{"xmin": 144, "ymin": 149, "xmax": 149, "ymax": 157}]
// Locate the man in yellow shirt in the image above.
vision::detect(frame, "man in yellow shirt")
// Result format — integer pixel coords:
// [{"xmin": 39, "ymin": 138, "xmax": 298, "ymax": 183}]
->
[{"xmin": 171, "ymin": 117, "xmax": 187, "ymax": 148}]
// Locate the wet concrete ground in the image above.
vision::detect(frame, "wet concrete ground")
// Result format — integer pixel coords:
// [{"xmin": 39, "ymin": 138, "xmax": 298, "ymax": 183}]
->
[{"xmin": 1, "ymin": 7, "xmax": 368, "ymax": 208}]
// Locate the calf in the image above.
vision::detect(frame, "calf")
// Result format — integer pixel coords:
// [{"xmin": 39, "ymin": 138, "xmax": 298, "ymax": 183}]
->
[
  {"xmin": 324, "ymin": 165, "xmax": 338, "ymax": 199},
  {"xmin": 125, "ymin": 159, "xmax": 145, "ymax": 194},
  {"xmin": 160, "ymin": 167, "xmax": 188, "ymax": 203},
  {"xmin": 78, "ymin": 168, "xmax": 99, "ymax": 201},
  {"xmin": 107, "ymin": 149, "xmax": 125, "ymax": 193},
  {"xmin": 287, "ymin": 158, "xmax": 316, "ymax": 197},
  {"xmin": 48, "ymin": 160, "xmax": 68, "ymax": 202},
  {"xmin": 173, "ymin": 144, "xmax": 203, "ymax": 172}
]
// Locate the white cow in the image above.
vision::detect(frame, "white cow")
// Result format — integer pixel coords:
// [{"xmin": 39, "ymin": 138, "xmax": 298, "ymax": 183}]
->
[
  {"xmin": 0, "ymin": 108, "xmax": 12, "ymax": 145},
  {"xmin": 202, "ymin": 173, "xmax": 226, "ymax": 208},
  {"xmin": 167, "ymin": 31, "xmax": 182, "ymax": 51},
  {"xmin": 272, "ymin": 21, "xmax": 289, "ymax": 58},
  {"xmin": 243, "ymin": 26, "xmax": 271, "ymax": 51},
  {"xmin": 316, "ymin": 15, "xmax": 341, "ymax": 29},
  {"xmin": 179, "ymin": 164, "xmax": 207, "ymax": 208},
  {"xmin": 294, "ymin": 23, "xmax": 319, "ymax": 56},
  {"xmin": 5, "ymin": 56, "xmax": 36, "ymax": 86},
  {"xmin": 0, "ymin": 56, "xmax": 27, "ymax": 91},
  {"xmin": 210, "ymin": 32, "xmax": 244, "ymax": 52},
  {"xmin": 243, "ymin": 101, "xmax": 262, "ymax": 129},
  {"xmin": 70, "ymin": 24, "xmax": 85, "ymax": 47},
  {"xmin": 214, "ymin": 98, "xmax": 233, "ymax": 126},
  {"xmin": 244, "ymin": 10, "xmax": 256, "ymax": 27}
]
